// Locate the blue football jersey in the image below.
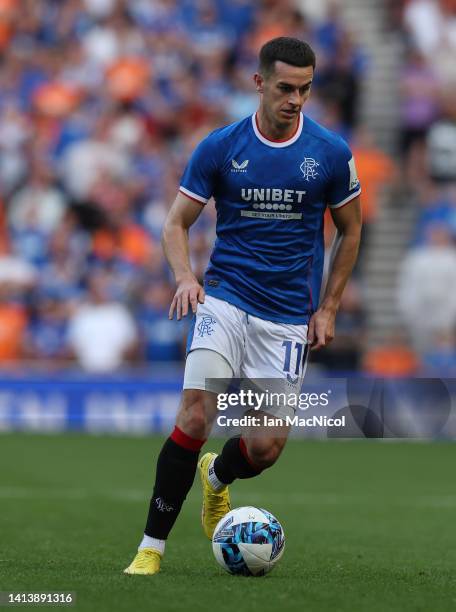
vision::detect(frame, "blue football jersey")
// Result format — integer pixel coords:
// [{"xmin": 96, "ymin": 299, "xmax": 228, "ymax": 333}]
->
[{"xmin": 180, "ymin": 113, "xmax": 361, "ymax": 325}]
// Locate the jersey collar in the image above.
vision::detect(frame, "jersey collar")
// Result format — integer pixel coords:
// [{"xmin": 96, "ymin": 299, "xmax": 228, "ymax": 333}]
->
[{"xmin": 252, "ymin": 112, "xmax": 303, "ymax": 148}]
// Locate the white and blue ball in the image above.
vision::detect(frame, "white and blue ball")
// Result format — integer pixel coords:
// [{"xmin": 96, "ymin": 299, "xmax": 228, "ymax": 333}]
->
[{"xmin": 212, "ymin": 506, "xmax": 285, "ymax": 576}]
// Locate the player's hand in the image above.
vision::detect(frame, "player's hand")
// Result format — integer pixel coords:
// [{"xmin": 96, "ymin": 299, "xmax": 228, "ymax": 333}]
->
[
  {"xmin": 307, "ymin": 306, "xmax": 336, "ymax": 351},
  {"xmin": 169, "ymin": 274, "xmax": 205, "ymax": 320}
]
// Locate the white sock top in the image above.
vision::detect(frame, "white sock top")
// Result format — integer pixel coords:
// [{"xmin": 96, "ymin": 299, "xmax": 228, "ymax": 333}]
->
[
  {"xmin": 139, "ymin": 534, "xmax": 165, "ymax": 555},
  {"xmin": 207, "ymin": 456, "xmax": 225, "ymax": 492}
]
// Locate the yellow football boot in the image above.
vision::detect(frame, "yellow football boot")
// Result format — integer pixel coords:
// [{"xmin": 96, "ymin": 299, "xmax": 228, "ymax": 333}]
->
[
  {"xmin": 123, "ymin": 548, "xmax": 162, "ymax": 575},
  {"xmin": 198, "ymin": 452, "xmax": 231, "ymax": 540}
]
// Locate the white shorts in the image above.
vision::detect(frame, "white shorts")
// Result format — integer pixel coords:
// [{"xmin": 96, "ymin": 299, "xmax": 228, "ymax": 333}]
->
[{"xmin": 184, "ymin": 296, "xmax": 309, "ymax": 409}]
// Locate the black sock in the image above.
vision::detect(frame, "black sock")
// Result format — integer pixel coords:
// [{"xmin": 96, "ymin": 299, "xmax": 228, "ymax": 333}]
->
[
  {"xmin": 145, "ymin": 427, "xmax": 204, "ymax": 540},
  {"xmin": 213, "ymin": 436, "xmax": 261, "ymax": 485}
]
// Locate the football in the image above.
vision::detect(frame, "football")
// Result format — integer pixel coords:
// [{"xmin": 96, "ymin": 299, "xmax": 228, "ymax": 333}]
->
[{"xmin": 212, "ymin": 506, "xmax": 285, "ymax": 576}]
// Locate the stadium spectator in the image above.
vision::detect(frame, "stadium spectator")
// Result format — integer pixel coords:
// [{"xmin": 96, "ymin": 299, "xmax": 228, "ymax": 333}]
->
[
  {"xmin": 412, "ymin": 182, "xmax": 456, "ymax": 244},
  {"xmin": 362, "ymin": 334, "xmax": 420, "ymax": 376},
  {"xmin": 23, "ymin": 296, "xmax": 70, "ymax": 363},
  {"xmin": 0, "ymin": 215, "xmax": 31, "ymax": 364},
  {"xmin": 38, "ymin": 212, "xmax": 88, "ymax": 303},
  {"xmin": 0, "ymin": 104, "xmax": 30, "ymax": 196},
  {"xmin": 322, "ymin": 125, "xmax": 393, "ymax": 266},
  {"xmin": 7, "ymin": 161, "xmax": 67, "ymax": 234},
  {"xmin": 397, "ymin": 224, "xmax": 456, "ymax": 352},
  {"xmin": 59, "ymin": 115, "xmax": 131, "ymax": 201},
  {"xmin": 136, "ymin": 282, "xmax": 186, "ymax": 363},
  {"xmin": 421, "ymin": 330, "xmax": 456, "ymax": 375},
  {"xmin": 185, "ymin": 1, "xmax": 233, "ymax": 60},
  {"xmin": 426, "ymin": 88, "xmax": 456, "ymax": 184},
  {"xmin": 351, "ymin": 126, "xmax": 396, "ymax": 229},
  {"xmin": 317, "ymin": 33, "xmax": 362, "ymax": 132},
  {"xmin": 403, "ymin": 0, "xmax": 445, "ymax": 57},
  {"xmin": 0, "ymin": 236, "xmax": 36, "ymax": 289},
  {"xmin": 67, "ymin": 271, "xmax": 138, "ymax": 372},
  {"xmin": 399, "ymin": 47, "xmax": 440, "ymax": 157},
  {"xmin": 311, "ymin": 280, "xmax": 366, "ymax": 372},
  {"xmin": 402, "ymin": 0, "xmax": 456, "ymax": 59},
  {"xmin": 0, "ymin": 286, "xmax": 28, "ymax": 364},
  {"xmin": 246, "ymin": 3, "xmax": 294, "ymax": 53}
]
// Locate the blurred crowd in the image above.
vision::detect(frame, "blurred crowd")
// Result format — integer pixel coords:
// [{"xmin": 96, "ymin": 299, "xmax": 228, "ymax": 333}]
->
[
  {"xmin": 4, "ymin": 0, "xmax": 453, "ymax": 376},
  {"xmin": 394, "ymin": 0, "xmax": 456, "ymax": 375},
  {"xmin": 0, "ymin": 0, "xmax": 368, "ymax": 372}
]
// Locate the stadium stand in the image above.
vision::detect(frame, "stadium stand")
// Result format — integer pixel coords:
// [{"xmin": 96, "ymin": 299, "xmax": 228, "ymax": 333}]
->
[
  {"xmin": 1, "ymin": 0, "xmax": 454, "ymax": 375},
  {"xmin": 0, "ymin": 0, "xmax": 371, "ymax": 372}
]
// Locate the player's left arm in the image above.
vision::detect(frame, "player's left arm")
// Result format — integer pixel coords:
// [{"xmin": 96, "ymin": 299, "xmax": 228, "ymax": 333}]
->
[{"xmin": 308, "ymin": 196, "xmax": 362, "ymax": 350}]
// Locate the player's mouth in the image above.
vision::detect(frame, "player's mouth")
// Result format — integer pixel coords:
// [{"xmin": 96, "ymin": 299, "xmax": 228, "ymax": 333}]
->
[{"xmin": 280, "ymin": 109, "xmax": 298, "ymax": 119}]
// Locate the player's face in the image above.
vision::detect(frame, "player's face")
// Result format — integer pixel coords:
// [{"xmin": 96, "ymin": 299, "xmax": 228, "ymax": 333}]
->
[{"xmin": 256, "ymin": 61, "xmax": 314, "ymax": 129}]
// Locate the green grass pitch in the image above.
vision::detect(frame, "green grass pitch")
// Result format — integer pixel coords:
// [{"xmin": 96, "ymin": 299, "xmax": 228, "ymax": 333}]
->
[{"xmin": 1, "ymin": 434, "xmax": 456, "ymax": 611}]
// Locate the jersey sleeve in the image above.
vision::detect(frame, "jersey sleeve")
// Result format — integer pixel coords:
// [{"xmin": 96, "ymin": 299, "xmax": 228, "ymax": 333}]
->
[
  {"xmin": 326, "ymin": 138, "xmax": 361, "ymax": 209},
  {"xmin": 179, "ymin": 132, "xmax": 220, "ymax": 205}
]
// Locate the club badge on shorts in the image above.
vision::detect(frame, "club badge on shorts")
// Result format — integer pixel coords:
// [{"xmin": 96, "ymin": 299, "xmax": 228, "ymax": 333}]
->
[{"xmin": 197, "ymin": 315, "xmax": 217, "ymax": 337}]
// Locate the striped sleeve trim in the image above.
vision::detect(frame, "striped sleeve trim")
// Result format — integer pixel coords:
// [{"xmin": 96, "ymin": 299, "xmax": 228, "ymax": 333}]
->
[
  {"xmin": 328, "ymin": 188, "xmax": 361, "ymax": 209},
  {"xmin": 179, "ymin": 186, "xmax": 208, "ymax": 205}
]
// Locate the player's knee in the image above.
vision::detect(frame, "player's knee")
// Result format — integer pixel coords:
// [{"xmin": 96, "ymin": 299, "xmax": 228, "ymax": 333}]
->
[
  {"xmin": 246, "ymin": 439, "xmax": 282, "ymax": 470},
  {"xmin": 176, "ymin": 390, "xmax": 209, "ymax": 439}
]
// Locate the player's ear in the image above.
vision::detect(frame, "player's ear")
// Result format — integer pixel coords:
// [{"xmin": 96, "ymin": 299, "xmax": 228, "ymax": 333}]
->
[{"xmin": 254, "ymin": 73, "xmax": 264, "ymax": 93}]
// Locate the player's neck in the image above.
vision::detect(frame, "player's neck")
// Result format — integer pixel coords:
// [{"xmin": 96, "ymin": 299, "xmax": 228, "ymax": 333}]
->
[{"xmin": 255, "ymin": 108, "xmax": 300, "ymax": 142}]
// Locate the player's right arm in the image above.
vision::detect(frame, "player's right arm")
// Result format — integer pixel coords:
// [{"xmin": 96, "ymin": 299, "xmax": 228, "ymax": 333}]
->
[{"xmin": 162, "ymin": 192, "xmax": 206, "ymax": 320}]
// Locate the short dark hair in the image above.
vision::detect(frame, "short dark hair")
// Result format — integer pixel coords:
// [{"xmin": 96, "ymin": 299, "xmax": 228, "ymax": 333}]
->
[{"xmin": 259, "ymin": 37, "xmax": 316, "ymax": 77}]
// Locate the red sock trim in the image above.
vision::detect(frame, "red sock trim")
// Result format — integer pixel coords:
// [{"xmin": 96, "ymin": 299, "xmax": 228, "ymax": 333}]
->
[
  {"xmin": 170, "ymin": 426, "xmax": 205, "ymax": 452},
  {"xmin": 239, "ymin": 437, "xmax": 262, "ymax": 472}
]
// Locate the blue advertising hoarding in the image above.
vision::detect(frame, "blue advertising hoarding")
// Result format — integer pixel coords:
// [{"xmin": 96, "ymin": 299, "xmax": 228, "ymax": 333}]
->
[{"xmin": 0, "ymin": 371, "xmax": 455, "ymax": 439}]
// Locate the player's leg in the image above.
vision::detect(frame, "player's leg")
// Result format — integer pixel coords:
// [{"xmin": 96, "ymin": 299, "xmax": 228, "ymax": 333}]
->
[
  {"xmin": 207, "ymin": 419, "xmax": 290, "ymax": 490},
  {"xmin": 182, "ymin": 349, "xmax": 234, "ymax": 540},
  {"xmin": 124, "ymin": 351, "xmax": 232, "ymax": 575},
  {"xmin": 125, "ymin": 296, "xmax": 243, "ymax": 573},
  {"xmin": 242, "ymin": 418, "xmax": 290, "ymax": 467},
  {"xmin": 123, "ymin": 389, "xmax": 214, "ymax": 576},
  {"xmin": 142, "ymin": 388, "xmax": 217, "ymax": 543},
  {"xmin": 206, "ymin": 313, "xmax": 309, "ymax": 495},
  {"xmin": 181, "ymin": 296, "xmax": 245, "ymax": 539}
]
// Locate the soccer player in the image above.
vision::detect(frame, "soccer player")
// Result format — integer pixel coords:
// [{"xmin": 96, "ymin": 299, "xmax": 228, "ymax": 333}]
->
[{"xmin": 124, "ymin": 37, "xmax": 361, "ymax": 575}]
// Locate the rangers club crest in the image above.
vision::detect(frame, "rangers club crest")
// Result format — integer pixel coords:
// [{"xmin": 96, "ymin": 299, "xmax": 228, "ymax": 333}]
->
[
  {"xmin": 300, "ymin": 157, "xmax": 319, "ymax": 181},
  {"xmin": 197, "ymin": 315, "xmax": 216, "ymax": 337}
]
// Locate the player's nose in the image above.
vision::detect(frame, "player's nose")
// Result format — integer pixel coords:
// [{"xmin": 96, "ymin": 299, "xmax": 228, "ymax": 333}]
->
[{"xmin": 288, "ymin": 91, "xmax": 301, "ymax": 107}]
